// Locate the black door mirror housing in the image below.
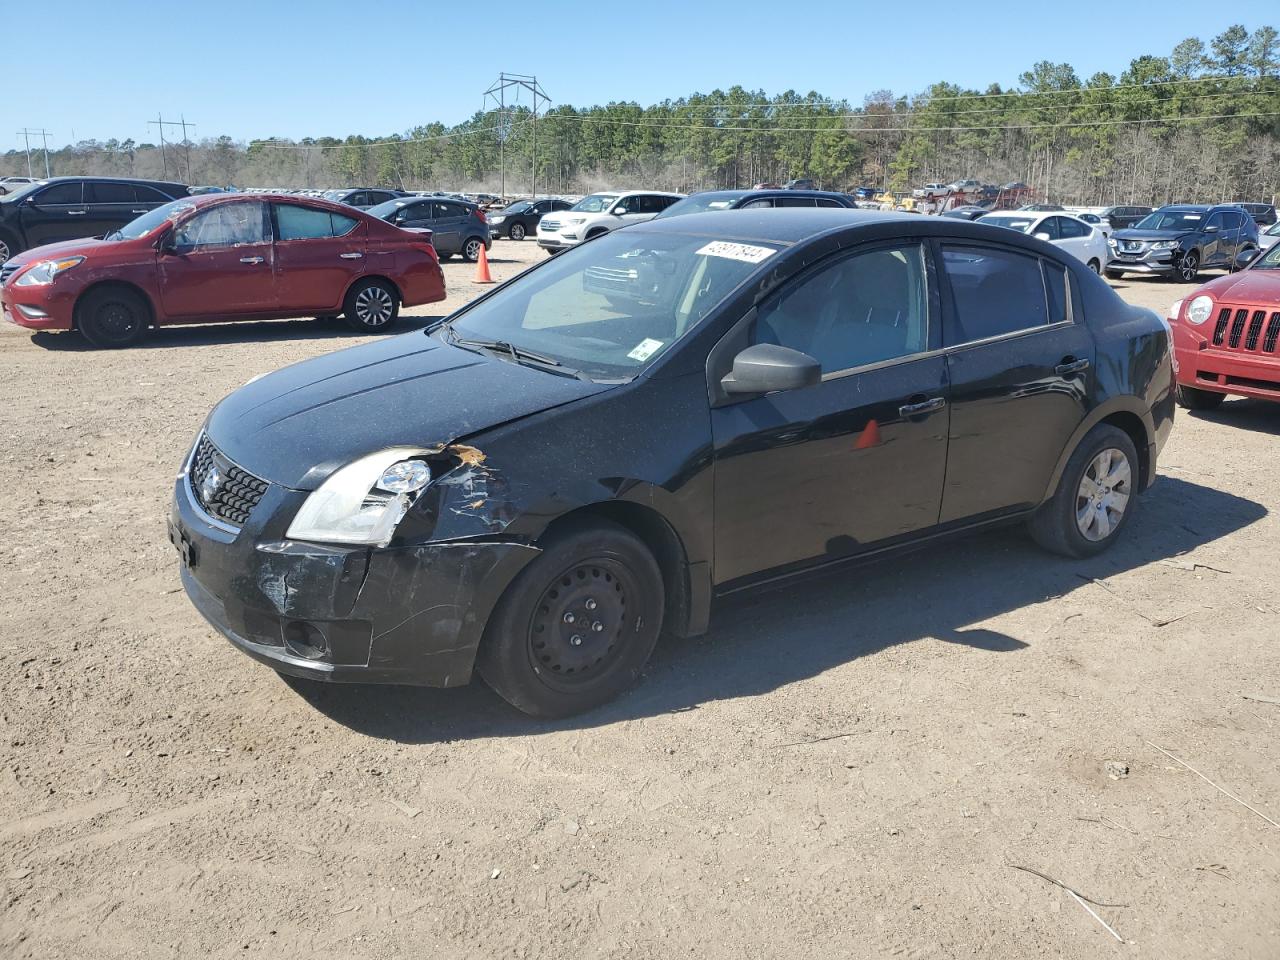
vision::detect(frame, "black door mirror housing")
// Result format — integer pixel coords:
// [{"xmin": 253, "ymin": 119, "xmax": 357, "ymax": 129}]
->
[
  {"xmin": 1235, "ymin": 247, "xmax": 1260, "ymax": 269},
  {"xmin": 721, "ymin": 343, "xmax": 822, "ymax": 396}
]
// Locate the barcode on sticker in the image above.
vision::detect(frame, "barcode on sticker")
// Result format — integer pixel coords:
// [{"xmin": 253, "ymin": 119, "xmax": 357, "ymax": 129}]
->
[{"xmin": 696, "ymin": 241, "xmax": 776, "ymax": 264}]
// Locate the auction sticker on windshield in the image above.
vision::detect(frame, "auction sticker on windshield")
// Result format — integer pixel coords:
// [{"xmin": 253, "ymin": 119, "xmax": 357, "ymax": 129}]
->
[
  {"xmin": 696, "ymin": 241, "xmax": 776, "ymax": 264},
  {"xmin": 627, "ymin": 338, "xmax": 665, "ymax": 362}
]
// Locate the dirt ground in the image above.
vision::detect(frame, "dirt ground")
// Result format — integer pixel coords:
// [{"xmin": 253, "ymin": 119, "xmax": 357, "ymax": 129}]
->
[{"xmin": 1, "ymin": 238, "xmax": 1277, "ymax": 959}]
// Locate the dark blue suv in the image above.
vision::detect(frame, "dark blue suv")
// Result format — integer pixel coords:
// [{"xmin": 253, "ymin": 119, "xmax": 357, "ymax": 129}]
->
[{"xmin": 1106, "ymin": 204, "xmax": 1260, "ymax": 282}]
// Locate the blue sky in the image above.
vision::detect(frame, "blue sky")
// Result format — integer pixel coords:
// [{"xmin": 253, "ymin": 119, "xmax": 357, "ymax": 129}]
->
[{"xmin": 11, "ymin": 0, "xmax": 1279, "ymax": 149}]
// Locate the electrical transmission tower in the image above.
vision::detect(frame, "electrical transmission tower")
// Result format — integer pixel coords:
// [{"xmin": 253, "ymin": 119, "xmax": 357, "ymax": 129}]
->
[
  {"xmin": 484, "ymin": 74, "xmax": 550, "ymax": 199},
  {"xmin": 16, "ymin": 128, "xmax": 52, "ymax": 178},
  {"xmin": 148, "ymin": 114, "xmax": 197, "ymax": 182}
]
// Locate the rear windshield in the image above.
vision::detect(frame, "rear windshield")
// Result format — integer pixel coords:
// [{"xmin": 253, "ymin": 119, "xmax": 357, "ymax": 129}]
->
[{"xmin": 979, "ymin": 215, "xmax": 1036, "ymax": 234}]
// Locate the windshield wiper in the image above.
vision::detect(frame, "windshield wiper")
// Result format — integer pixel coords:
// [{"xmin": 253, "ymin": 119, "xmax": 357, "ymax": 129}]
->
[{"xmin": 446, "ymin": 327, "xmax": 589, "ymax": 379}]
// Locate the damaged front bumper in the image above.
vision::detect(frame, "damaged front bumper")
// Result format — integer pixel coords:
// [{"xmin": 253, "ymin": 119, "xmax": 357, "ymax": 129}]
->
[{"xmin": 169, "ymin": 474, "xmax": 539, "ymax": 687}]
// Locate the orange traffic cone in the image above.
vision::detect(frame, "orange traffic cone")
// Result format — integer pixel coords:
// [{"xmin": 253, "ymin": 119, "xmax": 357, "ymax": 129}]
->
[
  {"xmin": 854, "ymin": 418, "xmax": 881, "ymax": 450},
  {"xmin": 472, "ymin": 243, "xmax": 495, "ymax": 284}
]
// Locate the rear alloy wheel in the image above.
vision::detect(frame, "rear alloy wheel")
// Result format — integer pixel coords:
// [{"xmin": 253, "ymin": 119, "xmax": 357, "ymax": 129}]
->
[
  {"xmin": 1175, "ymin": 385, "xmax": 1226, "ymax": 410},
  {"xmin": 1176, "ymin": 250, "xmax": 1200, "ymax": 283},
  {"xmin": 343, "ymin": 279, "xmax": 399, "ymax": 333},
  {"xmin": 77, "ymin": 286, "xmax": 150, "ymax": 348},
  {"xmin": 1087, "ymin": 258, "xmax": 1101, "ymax": 273},
  {"xmin": 0, "ymin": 233, "xmax": 15, "ymax": 264},
  {"xmin": 462, "ymin": 237, "xmax": 485, "ymax": 263},
  {"xmin": 1028, "ymin": 424, "xmax": 1139, "ymax": 558},
  {"xmin": 509, "ymin": 222, "xmax": 526, "ymax": 241},
  {"xmin": 478, "ymin": 519, "xmax": 664, "ymax": 718}
]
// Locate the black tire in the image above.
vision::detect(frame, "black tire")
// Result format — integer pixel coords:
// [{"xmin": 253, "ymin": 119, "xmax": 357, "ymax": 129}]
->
[
  {"xmin": 477, "ymin": 519, "xmax": 665, "ymax": 718},
  {"xmin": 584, "ymin": 229, "xmax": 607, "ymax": 242},
  {"xmin": 1028, "ymin": 424, "xmax": 1140, "ymax": 559},
  {"xmin": 509, "ymin": 222, "xmax": 526, "ymax": 241},
  {"xmin": 77, "ymin": 286, "xmax": 150, "ymax": 348},
  {"xmin": 437, "ymin": 250, "xmax": 453, "ymax": 261},
  {"xmin": 461, "ymin": 237, "xmax": 485, "ymax": 263},
  {"xmin": 0, "ymin": 231, "xmax": 18, "ymax": 265},
  {"xmin": 342, "ymin": 278, "xmax": 399, "ymax": 333},
  {"xmin": 1176, "ymin": 385, "xmax": 1226, "ymax": 410},
  {"xmin": 1104, "ymin": 268, "xmax": 1123, "ymax": 280},
  {"xmin": 1087, "ymin": 258, "xmax": 1101, "ymax": 273},
  {"xmin": 1175, "ymin": 250, "xmax": 1200, "ymax": 283}
]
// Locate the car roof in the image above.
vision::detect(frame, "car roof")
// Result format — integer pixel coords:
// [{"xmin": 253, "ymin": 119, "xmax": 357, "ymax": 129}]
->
[
  {"xmin": 1159, "ymin": 205, "xmax": 1211, "ymax": 212},
  {"xmin": 36, "ymin": 174, "xmax": 189, "ymax": 191},
  {"xmin": 689, "ymin": 189, "xmax": 850, "ymax": 202},
  {"xmin": 631, "ymin": 207, "xmax": 937, "ymax": 245}
]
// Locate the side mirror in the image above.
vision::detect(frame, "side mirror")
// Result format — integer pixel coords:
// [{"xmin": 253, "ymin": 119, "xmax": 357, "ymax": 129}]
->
[
  {"xmin": 611, "ymin": 207, "xmax": 626, "ymax": 216},
  {"xmin": 721, "ymin": 343, "xmax": 821, "ymax": 396},
  {"xmin": 1033, "ymin": 231, "xmax": 1051, "ymax": 242},
  {"xmin": 1235, "ymin": 247, "xmax": 1260, "ymax": 269}
]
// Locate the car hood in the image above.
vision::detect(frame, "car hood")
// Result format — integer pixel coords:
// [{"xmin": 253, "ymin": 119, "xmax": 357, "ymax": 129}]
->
[
  {"xmin": 1112, "ymin": 228, "xmax": 1193, "ymax": 242},
  {"xmin": 1199, "ymin": 270, "xmax": 1280, "ymax": 306},
  {"xmin": 5, "ymin": 236, "xmax": 115, "ymax": 267},
  {"xmin": 205, "ymin": 332, "xmax": 612, "ymax": 490}
]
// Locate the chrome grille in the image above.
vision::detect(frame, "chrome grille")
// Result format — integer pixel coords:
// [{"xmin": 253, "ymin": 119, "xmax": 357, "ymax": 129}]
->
[
  {"xmin": 188, "ymin": 433, "xmax": 268, "ymax": 527},
  {"xmin": 1119, "ymin": 240, "xmax": 1144, "ymax": 252},
  {"xmin": 540, "ymin": 219, "xmax": 561, "ymax": 232}
]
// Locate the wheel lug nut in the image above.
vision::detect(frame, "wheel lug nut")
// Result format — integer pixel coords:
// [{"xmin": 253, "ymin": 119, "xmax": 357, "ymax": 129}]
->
[
  {"xmin": 585, "ymin": 598, "xmax": 597, "ymax": 611},
  {"xmin": 592, "ymin": 621, "xmax": 604, "ymax": 633},
  {"xmin": 563, "ymin": 612, "xmax": 576, "ymax": 624},
  {"xmin": 569, "ymin": 634, "xmax": 583, "ymax": 646}
]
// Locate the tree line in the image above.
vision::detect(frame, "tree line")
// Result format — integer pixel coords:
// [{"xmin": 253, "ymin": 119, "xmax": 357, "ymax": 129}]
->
[{"xmin": 4, "ymin": 25, "xmax": 1278, "ymax": 206}]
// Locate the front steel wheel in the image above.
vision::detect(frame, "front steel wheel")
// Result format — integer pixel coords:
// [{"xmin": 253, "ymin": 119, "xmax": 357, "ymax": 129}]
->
[{"xmin": 478, "ymin": 519, "xmax": 664, "ymax": 717}]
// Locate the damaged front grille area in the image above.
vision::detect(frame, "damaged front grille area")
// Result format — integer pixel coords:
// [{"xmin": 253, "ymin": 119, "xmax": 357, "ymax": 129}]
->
[{"xmin": 189, "ymin": 433, "xmax": 269, "ymax": 528}]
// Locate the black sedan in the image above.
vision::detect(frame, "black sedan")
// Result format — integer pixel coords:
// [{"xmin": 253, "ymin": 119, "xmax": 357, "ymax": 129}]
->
[
  {"xmin": 487, "ymin": 197, "xmax": 574, "ymax": 240},
  {"xmin": 170, "ymin": 210, "xmax": 1174, "ymax": 717},
  {"xmin": 940, "ymin": 206, "xmax": 989, "ymax": 221},
  {"xmin": 654, "ymin": 188, "xmax": 856, "ymax": 219}
]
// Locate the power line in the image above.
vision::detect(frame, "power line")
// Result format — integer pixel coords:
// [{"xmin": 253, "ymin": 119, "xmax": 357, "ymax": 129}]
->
[{"xmin": 248, "ymin": 119, "xmax": 530, "ymax": 151}]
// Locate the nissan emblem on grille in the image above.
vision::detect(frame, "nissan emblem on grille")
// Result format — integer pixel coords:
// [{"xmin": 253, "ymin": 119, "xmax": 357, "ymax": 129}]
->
[{"xmin": 189, "ymin": 434, "xmax": 269, "ymax": 527}]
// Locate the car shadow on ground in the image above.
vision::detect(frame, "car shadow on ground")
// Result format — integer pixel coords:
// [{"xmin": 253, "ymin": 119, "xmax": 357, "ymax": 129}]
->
[
  {"xmin": 287, "ymin": 475, "xmax": 1266, "ymax": 743},
  {"xmin": 1186, "ymin": 398, "xmax": 1280, "ymax": 436},
  {"xmin": 28, "ymin": 315, "xmax": 446, "ymax": 351}
]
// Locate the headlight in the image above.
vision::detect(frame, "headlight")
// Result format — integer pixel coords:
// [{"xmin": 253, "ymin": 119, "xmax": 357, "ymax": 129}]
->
[
  {"xmin": 1106, "ymin": 237, "xmax": 1116, "ymax": 247},
  {"xmin": 1186, "ymin": 295, "xmax": 1214, "ymax": 325},
  {"xmin": 567, "ymin": 216, "xmax": 587, "ymax": 224},
  {"xmin": 1150, "ymin": 240, "xmax": 1178, "ymax": 250},
  {"xmin": 286, "ymin": 448, "xmax": 433, "ymax": 547},
  {"xmin": 14, "ymin": 256, "xmax": 85, "ymax": 286},
  {"xmin": 489, "ymin": 215, "xmax": 505, "ymax": 224}
]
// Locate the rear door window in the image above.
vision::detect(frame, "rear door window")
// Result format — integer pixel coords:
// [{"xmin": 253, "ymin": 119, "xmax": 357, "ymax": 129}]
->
[
  {"xmin": 275, "ymin": 203, "xmax": 357, "ymax": 240},
  {"xmin": 1058, "ymin": 217, "xmax": 1088, "ymax": 238},
  {"xmin": 775, "ymin": 196, "xmax": 819, "ymax": 207},
  {"xmin": 940, "ymin": 245, "xmax": 1052, "ymax": 345},
  {"xmin": 88, "ymin": 182, "xmax": 136, "ymax": 204},
  {"xmin": 135, "ymin": 185, "xmax": 174, "ymax": 204}
]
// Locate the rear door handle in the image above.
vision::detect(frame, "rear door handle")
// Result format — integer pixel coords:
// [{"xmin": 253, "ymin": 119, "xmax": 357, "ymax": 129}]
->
[
  {"xmin": 67, "ymin": 210, "xmax": 86, "ymax": 216},
  {"xmin": 239, "ymin": 256, "xmax": 265, "ymax": 265},
  {"xmin": 131, "ymin": 209, "xmax": 147, "ymax": 214},
  {"xmin": 339, "ymin": 252, "xmax": 364, "ymax": 260},
  {"xmin": 1055, "ymin": 357, "xmax": 1091, "ymax": 376},
  {"xmin": 899, "ymin": 396, "xmax": 947, "ymax": 418}
]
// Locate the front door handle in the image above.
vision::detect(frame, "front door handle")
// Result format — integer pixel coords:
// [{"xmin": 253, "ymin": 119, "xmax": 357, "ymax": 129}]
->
[
  {"xmin": 339, "ymin": 252, "xmax": 364, "ymax": 260},
  {"xmin": 239, "ymin": 256, "xmax": 265, "ymax": 265},
  {"xmin": 899, "ymin": 396, "xmax": 947, "ymax": 418},
  {"xmin": 1055, "ymin": 357, "xmax": 1091, "ymax": 377},
  {"xmin": 67, "ymin": 210, "xmax": 86, "ymax": 216},
  {"xmin": 131, "ymin": 209, "xmax": 147, "ymax": 214}
]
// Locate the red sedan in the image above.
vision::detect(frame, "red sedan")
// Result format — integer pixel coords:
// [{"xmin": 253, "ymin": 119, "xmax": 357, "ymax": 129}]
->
[
  {"xmin": 0, "ymin": 193, "xmax": 445, "ymax": 347},
  {"xmin": 1169, "ymin": 243, "xmax": 1280, "ymax": 410}
]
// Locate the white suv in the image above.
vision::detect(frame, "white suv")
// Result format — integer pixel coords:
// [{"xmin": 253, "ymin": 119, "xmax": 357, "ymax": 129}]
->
[{"xmin": 537, "ymin": 190, "xmax": 684, "ymax": 253}]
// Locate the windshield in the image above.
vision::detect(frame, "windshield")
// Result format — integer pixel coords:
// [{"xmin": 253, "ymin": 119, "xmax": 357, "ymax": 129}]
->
[
  {"xmin": 0, "ymin": 181, "xmax": 45, "ymax": 203},
  {"xmin": 443, "ymin": 230, "xmax": 779, "ymax": 379},
  {"xmin": 570, "ymin": 193, "xmax": 619, "ymax": 213},
  {"xmin": 653, "ymin": 194, "xmax": 739, "ymax": 220},
  {"xmin": 366, "ymin": 198, "xmax": 410, "ymax": 219},
  {"xmin": 979, "ymin": 215, "xmax": 1036, "ymax": 234},
  {"xmin": 1255, "ymin": 244, "xmax": 1280, "ymax": 269},
  {"xmin": 502, "ymin": 200, "xmax": 533, "ymax": 214},
  {"xmin": 1264, "ymin": 222, "xmax": 1280, "ymax": 236},
  {"xmin": 108, "ymin": 199, "xmax": 198, "ymax": 240},
  {"xmin": 321, "ymin": 190, "xmax": 348, "ymax": 202},
  {"xmin": 1135, "ymin": 210, "xmax": 1204, "ymax": 231}
]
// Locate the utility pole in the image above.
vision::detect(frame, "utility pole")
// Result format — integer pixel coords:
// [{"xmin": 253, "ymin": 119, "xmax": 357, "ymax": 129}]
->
[
  {"xmin": 16, "ymin": 128, "xmax": 52, "ymax": 177},
  {"xmin": 148, "ymin": 115, "xmax": 196, "ymax": 182},
  {"xmin": 484, "ymin": 73, "xmax": 549, "ymax": 198}
]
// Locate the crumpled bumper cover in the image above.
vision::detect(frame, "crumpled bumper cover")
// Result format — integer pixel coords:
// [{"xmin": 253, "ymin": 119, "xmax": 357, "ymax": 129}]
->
[{"xmin": 170, "ymin": 476, "xmax": 539, "ymax": 687}]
